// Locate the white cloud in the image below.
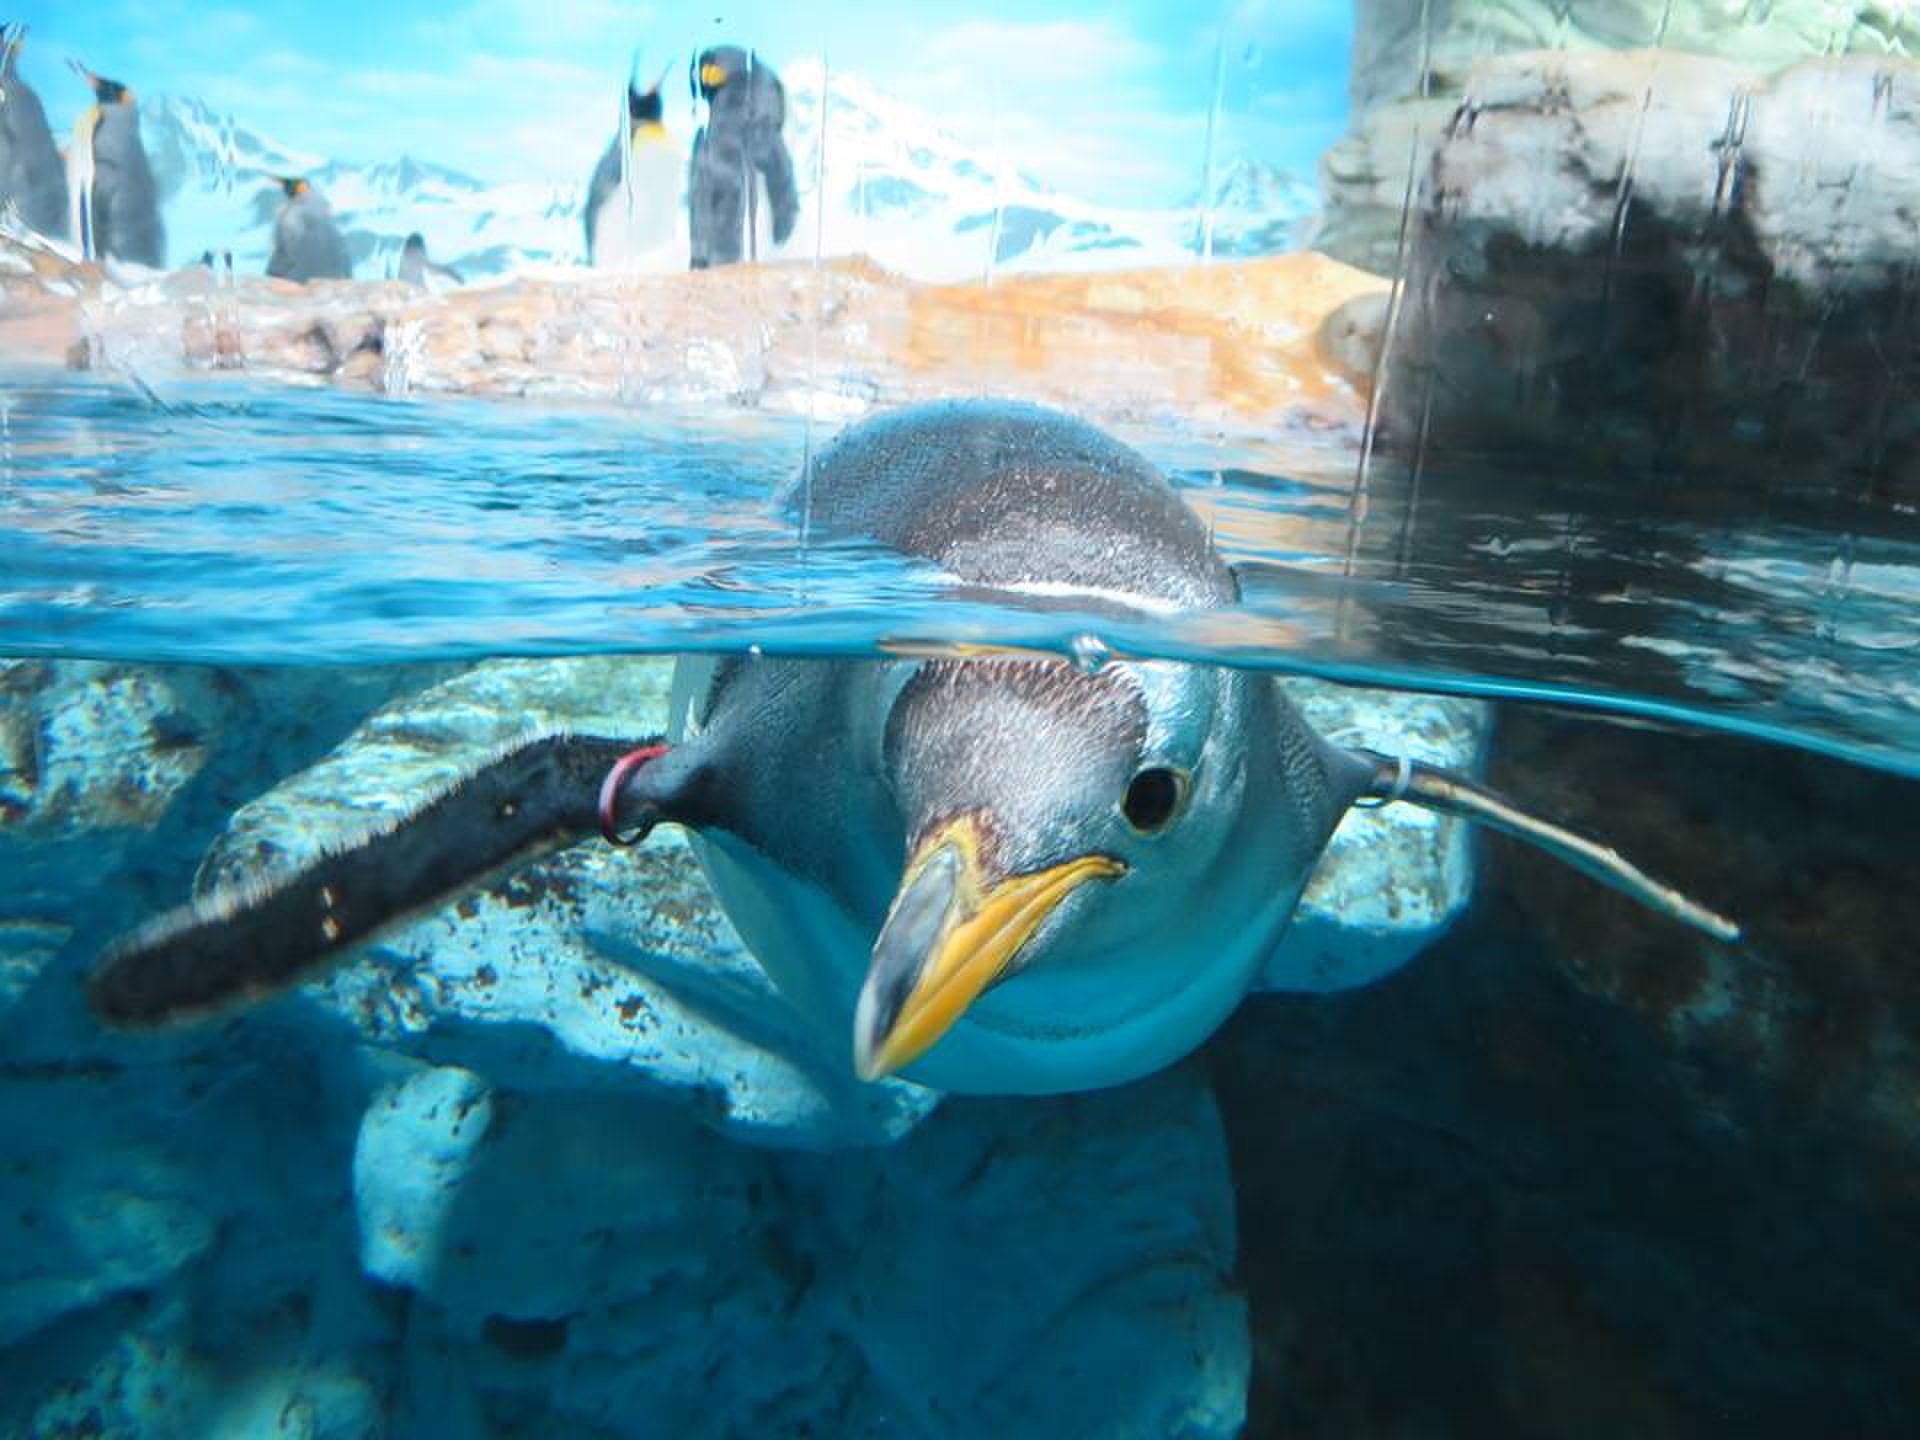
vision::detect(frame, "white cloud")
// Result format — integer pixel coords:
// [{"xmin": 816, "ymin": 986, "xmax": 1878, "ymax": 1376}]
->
[{"xmin": 871, "ymin": 17, "xmax": 1206, "ymax": 205}]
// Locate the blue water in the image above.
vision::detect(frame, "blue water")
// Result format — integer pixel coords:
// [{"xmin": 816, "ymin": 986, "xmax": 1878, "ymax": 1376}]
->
[{"xmin": 3, "ymin": 367, "xmax": 1917, "ymax": 776}]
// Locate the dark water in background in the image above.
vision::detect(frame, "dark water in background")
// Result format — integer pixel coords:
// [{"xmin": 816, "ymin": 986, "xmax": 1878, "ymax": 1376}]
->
[{"xmin": 3, "ymin": 367, "xmax": 1916, "ymax": 776}]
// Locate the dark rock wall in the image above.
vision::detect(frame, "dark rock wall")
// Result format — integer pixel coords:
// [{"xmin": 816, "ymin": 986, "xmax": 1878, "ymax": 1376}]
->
[
  {"xmin": 1216, "ymin": 703, "xmax": 1920, "ymax": 1438},
  {"xmin": 1362, "ymin": 50, "xmax": 1920, "ymax": 502}
]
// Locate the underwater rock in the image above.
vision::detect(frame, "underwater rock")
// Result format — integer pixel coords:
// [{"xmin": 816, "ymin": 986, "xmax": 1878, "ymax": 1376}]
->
[
  {"xmin": 354, "ymin": 1064, "xmax": 496, "ymax": 1291},
  {"xmin": 0, "ymin": 659, "xmax": 431, "ymax": 1023},
  {"xmin": 1271, "ymin": 683, "xmax": 1484, "ymax": 992},
  {"xmin": 0, "ymin": 659, "xmax": 213, "ymax": 834},
  {"xmin": 361, "ymin": 1065, "xmax": 1242, "ymax": 1440},
  {"xmin": 1334, "ymin": 47, "xmax": 1920, "ymax": 498},
  {"xmin": 0, "ymin": 1021, "xmax": 389, "ymax": 1439},
  {"xmin": 798, "ymin": 1072, "xmax": 1247, "ymax": 1439},
  {"xmin": 0, "ymin": 1075, "xmax": 218, "ymax": 1350},
  {"xmin": 1214, "ymin": 706, "xmax": 1920, "ymax": 1437}
]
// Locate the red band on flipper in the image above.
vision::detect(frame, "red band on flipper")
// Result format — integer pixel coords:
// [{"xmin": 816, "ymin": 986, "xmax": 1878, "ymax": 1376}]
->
[{"xmin": 598, "ymin": 743, "xmax": 670, "ymax": 845}]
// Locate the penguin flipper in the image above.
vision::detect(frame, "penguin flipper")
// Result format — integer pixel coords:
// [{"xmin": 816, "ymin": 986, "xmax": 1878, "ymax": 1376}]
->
[
  {"xmin": 1352, "ymin": 748, "xmax": 1741, "ymax": 942},
  {"xmin": 88, "ymin": 732, "xmax": 669, "ymax": 1029},
  {"xmin": 755, "ymin": 127, "xmax": 800, "ymax": 246}
]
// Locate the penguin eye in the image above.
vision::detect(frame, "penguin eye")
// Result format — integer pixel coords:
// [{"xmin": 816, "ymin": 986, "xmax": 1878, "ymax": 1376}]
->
[{"xmin": 1121, "ymin": 766, "xmax": 1188, "ymax": 834}]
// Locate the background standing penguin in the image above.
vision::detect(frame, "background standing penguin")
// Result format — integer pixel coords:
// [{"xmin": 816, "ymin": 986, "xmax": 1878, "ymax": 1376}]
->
[
  {"xmin": 66, "ymin": 61, "xmax": 163, "ymax": 267},
  {"xmin": 266, "ymin": 176, "xmax": 351, "ymax": 282},
  {"xmin": 687, "ymin": 45, "xmax": 798, "ymax": 269},
  {"xmin": 396, "ymin": 231, "xmax": 462, "ymax": 290},
  {"xmin": 583, "ymin": 71, "xmax": 683, "ymax": 271},
  {"xmin": 0, "ymin": 23, "xmax": 68, "ymax": 238}
]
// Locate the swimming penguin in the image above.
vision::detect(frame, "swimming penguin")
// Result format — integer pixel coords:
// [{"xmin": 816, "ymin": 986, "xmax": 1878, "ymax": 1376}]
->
[
  {"xmin": 583, "ymin": 71, "xmax": 683, "ymax": 270},
  {"xmin": 266, "ymin": 176, "xmax": 351, "ymax": 283},
  {"xmin": 687, "ymin": 45, "xmax": 798, "ymax": 269},
  {"xmin": 65, "ymin": 60, "xmax": 164, "ymax": 267},
  {"xmin": 0, "ymin": 23, "xmax": 68, "ymax": 237},
  {"xmin": 396, "ymin": 231, "xmax": 462, "ymax": 290},
  {"xmin": 86, "ymin": 401, "xmax": 1739, "ymax": 1096}
]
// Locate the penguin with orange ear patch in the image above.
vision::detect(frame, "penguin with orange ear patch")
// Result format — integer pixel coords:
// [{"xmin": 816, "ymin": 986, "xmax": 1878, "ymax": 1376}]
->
[
  {"xmin": 0, "ymin": 23, "xmax": 68, "ymax": 238},
  {"xmin": 66, "ymin": 59, "xmax": 163, "ymax": 266},
  {"xmin": 687, "ymin": 45, "xmax": 797, "ymax": 268},
  {"xmin": 266, "ymin": 175, "xmax": 351, "ymax": 282}
]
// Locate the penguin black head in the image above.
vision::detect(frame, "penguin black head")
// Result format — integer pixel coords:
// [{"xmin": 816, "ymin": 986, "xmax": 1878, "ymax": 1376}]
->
[
  {"xmin": 855, "ymin": 656, "xmax": 1239, "ymax": 1082},
  {"xmin": 277, "ymin": 176, "xmax": 311, "ymax": 198},
  {"xmin": 692, "ymin": 45, "xmax": 750, "ymax": 100},
  {"xmin": 626, "ymin": 81, "xmax": 663, "ymax": 126},
  {"xmin": 402, "ymin": 232, "xmax": 426, "ymax": 256},
  {"xmin": 68, "ymin": 61, "xmax": 131, "ymax": 104}
]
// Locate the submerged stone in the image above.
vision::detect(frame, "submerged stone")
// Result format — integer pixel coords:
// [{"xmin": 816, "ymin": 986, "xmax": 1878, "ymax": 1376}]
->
[
  {"xmin": 360, "ymin": 1065, "xmax": 1242, "ymax": 1440},
  {"xmin": 1273, "ymin": 681, "xmax": 1486, "ymax": 992}
]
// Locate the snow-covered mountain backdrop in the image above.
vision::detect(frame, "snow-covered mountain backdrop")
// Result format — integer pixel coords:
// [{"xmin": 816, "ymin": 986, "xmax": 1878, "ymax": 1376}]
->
[{"xmin": 142, "ymin": 59, "xmax": 1315, "ymax": 283}]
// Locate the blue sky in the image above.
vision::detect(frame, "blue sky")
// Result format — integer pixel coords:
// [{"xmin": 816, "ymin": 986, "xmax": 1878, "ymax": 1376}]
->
[{"xmin": 10, "ymin": 0, "xmax": 1351, "ymax": 206}]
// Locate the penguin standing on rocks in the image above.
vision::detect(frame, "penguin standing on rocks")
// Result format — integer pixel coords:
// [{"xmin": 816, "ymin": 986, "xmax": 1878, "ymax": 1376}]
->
[
  {"xmin": 66, "ymin": 61, "xmax": 164, "ymax": 267},
  {"xmin": 687, "ymin": 45, "xmax": 798, "ymax": 269},
  {"xmin": 397, "ymin": 231, "xmax": 462, "ymax": 290},
  {"xmin": 583, "ymin": 71, "xmax": 683, "ymax": 270},
  {"xmin": 87, "ymin": 401, "xmax": 1741, "ymax": 1096},
  {"xmin": 0, "ymin": 23, "xmax": 68, "ymax": 237},
  {"xmin": 266, "ymin": 176, "xmax": 351, "ymax": 282}
]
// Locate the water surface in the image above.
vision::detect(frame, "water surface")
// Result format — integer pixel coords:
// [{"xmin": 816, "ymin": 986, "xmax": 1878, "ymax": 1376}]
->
[{"xmin": 3, "ymin": 368, "xmax": 1915, "ymax": 775}]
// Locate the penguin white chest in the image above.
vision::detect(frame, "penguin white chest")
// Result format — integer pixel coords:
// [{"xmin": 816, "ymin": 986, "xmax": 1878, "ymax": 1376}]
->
[
  {"xmin": 592, "ymin": 132, "xmax": 686, "ymax": 273},
  {"xmin": 66, "ymin": 106, "xmax": 101, "ymax": 258}
]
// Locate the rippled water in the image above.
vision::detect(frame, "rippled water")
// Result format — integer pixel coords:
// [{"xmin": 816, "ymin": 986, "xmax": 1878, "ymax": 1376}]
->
[{"xmin": 3, "ymin": 367, "xmax": 1916, "ymax": 775}]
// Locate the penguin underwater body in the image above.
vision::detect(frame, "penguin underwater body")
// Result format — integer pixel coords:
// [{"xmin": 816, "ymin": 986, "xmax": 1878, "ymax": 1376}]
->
[
  {"xmin": 88, "ymin": 402, "xmax": 1739, "ymax": 1095},
  {"xmin": 0, "ymin": 23, "xmax": 69, "ymax": 238},
  {"xmin": 584, "ymin": 74, "xmax": 683, "ymax": 270},
  {"xmin": 687, "ymin": 45, "xmax": 797, "ymax": 268},
  {"xmin": 266, "ymin": 176, "xmax": 352, "ymax": 282},
  {"xmin": 66, "ymin": 61, "xmax": 163, "ymax": 267}
]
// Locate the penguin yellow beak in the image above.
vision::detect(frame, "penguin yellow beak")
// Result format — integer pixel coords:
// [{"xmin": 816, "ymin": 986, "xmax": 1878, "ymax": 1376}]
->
[
  {"xmin": 854, "ymin": 814, "xmax": 1123, "ymax": 1081},
  {"xmin": 700, "ymin": 61, "xmax": 728, "ymax": 89}
]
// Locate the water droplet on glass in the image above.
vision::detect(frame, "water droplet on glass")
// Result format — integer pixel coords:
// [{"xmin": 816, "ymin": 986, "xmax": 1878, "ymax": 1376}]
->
[
  {"xmin": 1069, "ymin": 634, "xmax": 1112, "ymax": 672},
  {"xmin": 1197, "ymin": 23, "xmax": 1229, "ymax": 264}
]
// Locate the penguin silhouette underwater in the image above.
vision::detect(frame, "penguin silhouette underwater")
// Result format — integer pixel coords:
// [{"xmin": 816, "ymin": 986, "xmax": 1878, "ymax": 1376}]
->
[{"xmin": 88, "ymin": 401, "xmax": 1739, "ymax": 1096}]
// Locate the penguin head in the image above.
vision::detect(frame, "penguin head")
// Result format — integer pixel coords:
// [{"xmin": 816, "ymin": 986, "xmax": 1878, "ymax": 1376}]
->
[
  {"xmin": 277, "ymin": 176, "xmax": 311, "ymax": 198},
  {"xmin": 626, "ymin": 81, "xmax": 664, "ymax": 127},
  {"xmin": 856, "ymin": 656, "xmax": 1244, "ymax": 1083},
  {"xmin": 402, "ymin": 232, "xmax": 426, "ymax": 257},
  {"xmin": 68, "ymin": 61, "xmax": 131, "ymax": 105},
  {"xmin": 692, "ymin": 45, "xmax": 749, "ymax": 100},
  {"xmin": 1, "ymin": 23, "xmax": 25, "ymax": 73}
]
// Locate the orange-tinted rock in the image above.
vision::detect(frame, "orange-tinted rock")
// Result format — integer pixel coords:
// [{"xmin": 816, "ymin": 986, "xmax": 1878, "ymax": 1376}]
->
[{"xmin": 0, "ymin": 232, "xmax": 1385, "ymax": 435}]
